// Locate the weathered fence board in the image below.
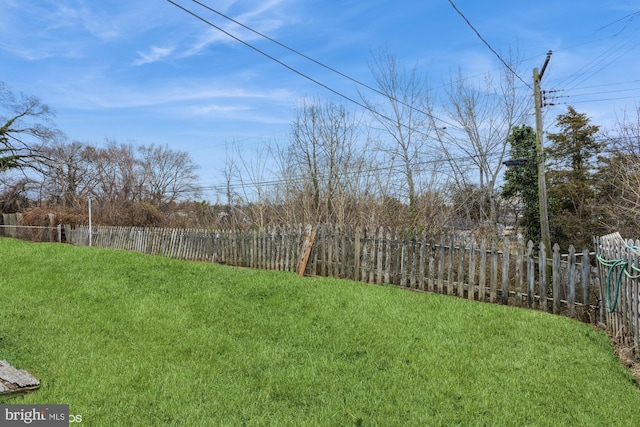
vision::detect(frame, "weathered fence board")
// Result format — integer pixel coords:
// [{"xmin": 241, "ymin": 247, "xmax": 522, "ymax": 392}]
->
[{"xmin": 594, "ymin": 232, "xmax": 640, "ymax": 352}]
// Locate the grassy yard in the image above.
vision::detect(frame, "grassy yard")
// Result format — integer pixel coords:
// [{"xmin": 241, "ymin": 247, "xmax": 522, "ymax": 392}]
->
[{"xmin": 1, "ymin": 237, "xmax": 640, "ymax": 426}]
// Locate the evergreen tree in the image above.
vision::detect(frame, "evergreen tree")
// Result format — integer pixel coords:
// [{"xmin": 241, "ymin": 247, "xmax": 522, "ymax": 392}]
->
[
  {"xmin": 546, "ymin": 106, "xmax": 601, "ymax": 249},
  {"xmin": 501, "ymin": 125, "xmax": 539, "ymax": 242}
]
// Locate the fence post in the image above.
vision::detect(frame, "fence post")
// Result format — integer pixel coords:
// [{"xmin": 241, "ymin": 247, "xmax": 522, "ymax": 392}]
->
[
  {"xmin": 568, "ymin": 245, "xmax": 576, "ymax": 318},
  {"xmin": 370, "ymin": 228, "xmax": 378, "ymax": 284},
  {"xmin": 631, "ymin": 246, "xmax": 640, "ymax": 348},
  {"xmin": 501, "ymin": 237, "xmax": 510, "ymax": 305},
  {"xmin": 490, "ymin": 238, "xmax": 498, "ymax": 303},
  {"xmin": 468, "ymin": 238, "xmax": 476, "ymax": 300},
  {"xmin": 384, "ymin": 228, "xmax": 391, "ymax": 285},
  {"xmin": 527, "ymin": 241, "xmax": 535, "ymax": 308},
  {"xmin": 377, "ymin": 227, "xmax": 385, "ymax": 285},
  {"xmin": 479, "ymin": 237, "xmax": 487, "ymax": 302},
  {"xmin": 553, "ymin": 244, "xmax": 561, "ymax": 315},
  {"xmin": 354, "ymin": 227, "xmax": 361, "ymax": 282},
  {"xmin": 362, "ymin": 227, "xmax": 370, "ymax": 283},
  {"xmin": 457, "ymin": 237, "xmax": 465, "ymax": 297},
  {"xmin": 539, "ymin": 242, "xmax": 547, "ymax": 312},
  {"xmin": 581, "ymin": 248, "xmax": 590, "ymax": 321},
  {"xmin": 448, "ymin": 236, "xmax": 455, "ymax": 295},
  {"xmin": 515, "ymin": 237, "xmax": 524, "ymax": 306}
]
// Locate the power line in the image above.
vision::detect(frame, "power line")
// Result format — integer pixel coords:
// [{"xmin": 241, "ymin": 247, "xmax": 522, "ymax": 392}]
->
[
  {"xmin": 447, "ymin": 0, "xmax": 532, "ymax": 90},
  {"xmin": 552, "ymin": 79, "xmax": 640, "ymax": 91},
  {"xmin": 598, "ymin": 11, "xmax": 640, "ymax": 34},
  {"xmin": 167, "ymin": 0, "xmax": 460, "ymax": 133},
  {"xmin": 566, "ymin": 95, "xmax": 640, "ymax": 105},
  {"xmin": 541, "ymin": 87, "xmax": 640, "ymax": 107},
  {"xmin": 566, "ymin": 87, "xmax": 640, "ymax": 98},
  {"xmin": 187, "ymin": 153, "xmax": 483, "ymax": 195},
  {"xmin": 564, "ymin": 40, "xmax": 640, "ymax": 93},
  {"xmin": 191, "ymin": 0, "xmax": 458, "ymax": 129},
  {"xmin": 550, "ymin": 26, "xmax": 640, "ymax": 92}
]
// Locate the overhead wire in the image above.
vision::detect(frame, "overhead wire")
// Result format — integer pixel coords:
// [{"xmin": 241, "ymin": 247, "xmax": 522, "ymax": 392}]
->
[
  {"xmin": 538, "ymin": 9, "xmax": 639, "ymax": 118},
  {"xmin": 565, "ymin": 40, "xmax": 640, "ymax": 93},
  {"xmin": 190, "ymin": 0, "xmax": 460, "ymax": 129},
  {"xmin": 189, "ymin": 0, "xmax": 541, "ymax": 129},
  {"xmin": 562, "ymin": 95, "xmax": 640, "ymax": 105},
  {"xmin": 172, "ymin": 0, "xmax": 637, "ymax": 127},
  {"xmin": 563, "ymin": 78, "xmax": 640, "ymax": 91},
  {"xmin": 178, "ymin": 153, "xmax": 484, "ymax": 196},
  {"xmin": 195, "ymin": 129, "xmax": 640, "ymax": 197},
  {"xmin": 447, "ymin": 0, "xmax": 533, "ymax": 90},
  {"xmin": 542, "ymin": 86, "xmax": 640, "ymax": 108},
  {"xmin": 167, "ymin": 0, "xmax": 462, "ymax": 134},
  {"xmin": 549, "ymin": 19, "xmax": 640, "ymax": 93},
  {"xmin": 167, "ymin": 1, "xmax": 640, "ymax": 200},
  {"xmin": 598, "ymin": 11, "xmax": 640, "ymax": 34}
]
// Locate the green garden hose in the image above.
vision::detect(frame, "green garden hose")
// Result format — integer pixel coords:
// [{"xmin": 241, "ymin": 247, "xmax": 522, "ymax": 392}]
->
[{"xmin": 596, "ymin": 254, "xmax": 625, "ymax": 313}]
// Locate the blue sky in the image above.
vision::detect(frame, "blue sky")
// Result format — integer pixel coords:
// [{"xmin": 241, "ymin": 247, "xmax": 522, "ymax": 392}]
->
[{"xmin": 1, "ymin": 0, "xmax": 639, "ymax": 197}]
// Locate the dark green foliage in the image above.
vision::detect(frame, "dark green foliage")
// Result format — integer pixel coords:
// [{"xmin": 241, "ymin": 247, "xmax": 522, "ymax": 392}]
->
[
  {"xmin": 0, "ymin": 117, "xmax": 28, "ymax": 171},
  {"xmin": 501, "ymin": 125, "xmax": 539, "ymax": 242},
  {"xmin": 0, "ymin": 82, "xmax": 58, "ymax": 172},
  {"xmin": 546, "ymin": 106, "xmax": 602, "ymax": 249}
]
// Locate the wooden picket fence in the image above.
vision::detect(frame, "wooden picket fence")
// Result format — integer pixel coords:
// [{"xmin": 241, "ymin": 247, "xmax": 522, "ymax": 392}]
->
[
  {"xmin": 65, "ymin": 224, "xmax": 311, "ymax": 271},
  {"xmin": 66, "ymin": 224, "xmax": 603, "ymax": 324},
  {"xmin": 594, "ymin": 232, "xmax": 640, "ymax": 351},
  {"xmin": 308, "ymin": 226, "xmax": 599, "ymax": 321}
]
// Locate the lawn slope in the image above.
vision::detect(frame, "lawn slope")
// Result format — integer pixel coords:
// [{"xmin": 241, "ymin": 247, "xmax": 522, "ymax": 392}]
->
[{"xmin": 1, "ymin": 238, "xmax": 639, "ymax": 426}]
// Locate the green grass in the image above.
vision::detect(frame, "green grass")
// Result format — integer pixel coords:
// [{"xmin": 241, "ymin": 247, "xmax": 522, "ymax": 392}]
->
[{"xmin": 1, "ymin": 237, "xmax": 640, "ymax": 426}]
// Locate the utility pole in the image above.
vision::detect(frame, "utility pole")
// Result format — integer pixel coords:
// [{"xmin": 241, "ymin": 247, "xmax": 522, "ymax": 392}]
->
[{"xmin": 533, "ymin": 51, "xmax": 552, "ymax": 253}]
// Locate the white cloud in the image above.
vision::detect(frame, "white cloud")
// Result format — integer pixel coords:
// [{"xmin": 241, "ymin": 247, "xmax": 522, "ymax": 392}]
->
[
  {"xmin": 133, "ymin": 46, "xmax": 176, "ymax": 66},
  {"xmin": 181, "ymin": 0, "xmax": 291, "ymax": 57},
  {"xmin": 49, "ymin": 75, "xmax": 296, "ymax": 111}
]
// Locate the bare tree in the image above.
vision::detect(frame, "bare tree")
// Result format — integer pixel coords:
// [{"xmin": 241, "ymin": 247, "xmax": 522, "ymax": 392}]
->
[
  {"xmin": 138, "ymin": 144, "xmax": 199, "ymax": 208},
  {"xmin": 278, "ymin": 99, "xmax": 371, "ymax": 227},
  {"xmin": 230, "ymin": 142, "xmax": 276, "ymax": 229},
  {"xmin": 0, "ymin": 175, "xmax": 35, "ymax": 212},
  {"xmin": 361, "ymin": 49, "xmax": 439, "ymax": 222},
  {"xmin": 597, "ymin": 105, "xmax": 640, "ymax": 236},
  {"xmin": 39, "ymin": 140, "xmax": 96, "ymax": 209},
  {"xmin": 436, "ymin": 56, "xmax": 528, "ymax": 229},
  {"xmin": 218, "ymin": 149, "xmax": 244, "ymax": 229},
  {"xmin": 85, "ymin": 141, "xmax": 142, "ymax": 206}
]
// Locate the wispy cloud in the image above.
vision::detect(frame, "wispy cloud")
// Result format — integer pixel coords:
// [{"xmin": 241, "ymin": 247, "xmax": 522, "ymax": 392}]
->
[
  {"xmin": 51, "ymin": 76, "xmax": 296, "ymax": 111},
  {"xmin": 133, "ymin": 46, "xmax": 176, "ymax": 66},
  {"xmin": 181, "ymin": 0, "xmax": 292, "ymax": 57},
  {"xmin": 0, "ymin": 3, "xmax": 113, "ymax": 60}
]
